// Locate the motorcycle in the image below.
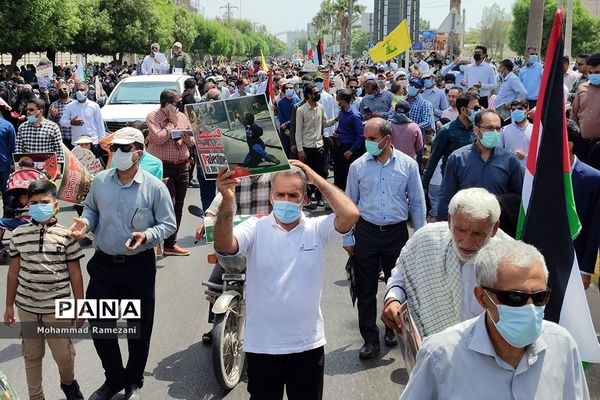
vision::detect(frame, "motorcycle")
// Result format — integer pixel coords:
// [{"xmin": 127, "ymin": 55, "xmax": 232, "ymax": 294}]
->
[{"xmin": 189, "ymin": 205, "xmax": 246, "ymax": 390}]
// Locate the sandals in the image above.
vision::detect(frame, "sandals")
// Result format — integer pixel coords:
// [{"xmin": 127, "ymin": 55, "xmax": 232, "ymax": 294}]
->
[{"xmin": 201, "ymin": 330, "xmax": 213, "ymax": 345}]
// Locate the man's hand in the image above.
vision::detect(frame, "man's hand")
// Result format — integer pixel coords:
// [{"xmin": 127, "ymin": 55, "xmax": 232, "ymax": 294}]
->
[
  {"xmin": 125, "ymin": 232, "xmax": 146, "ymax": 251},
  {"xmin": 68, "ymin": 217, "xmax": 88, "ymax": 240},
  {"xmin": 297, "ymin": 151, "xmax": 306, "ymax": 162},
  {"xmin": 195, "ymin": 224, "xmax": 206, "ymax": 241},
  {"xmin": 70, "ymin": 116, "xmax": 84, "ymax": 126},
  {"xmin": 49, "ymin": 106, "xmax": 59, "ymax": 117},
  {"xmin": 280, "ymin": 123, "xmax": 287, "ymax": 131},
  {"xmin": 4, "ymin": 306, "xmax": 15, "ymax": 326},
  {"xmin": 343, "ymin": 150, "xmax": 353, "ymax": 161},
  {"xmin": 581, "ymin": 273, "xmax": 591, "ymax": 290},
  {"xmin": 381, "ymin": 299, "xmax": 405, "ymax": 334},
  {"xmin": 289, "ymin": 159, "xmax": 318, "ymax": 184},
  {"xmin": 460, "ymin": 79, "xmax": 467, "ymax": 87},
  {"xmin": 473, "ymin": 81, "xmax": 482, "ymax": 89},
  {"xmin": 343, "ymin": 245, "xmax": 355, "ymax": 256},
  {"xmin": 514, "ymin": 149, "xmax": 526, "ymax": 160},
  {"xmin": 215, "ymin": 167, "xmax": 239, "ymax": 200}
]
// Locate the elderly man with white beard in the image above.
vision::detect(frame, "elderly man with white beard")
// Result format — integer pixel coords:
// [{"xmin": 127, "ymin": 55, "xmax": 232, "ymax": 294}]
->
[{"xmin": 381, "ymin": 187, "xmax": 512, "ymax": 337}]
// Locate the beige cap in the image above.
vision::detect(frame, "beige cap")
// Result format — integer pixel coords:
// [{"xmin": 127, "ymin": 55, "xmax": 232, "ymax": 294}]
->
[
  {"xmin": 110, "ymin": 127, "xmax": 144, "ymax": 145},
  {"xmin": 173, "ymin": 41, "xmax": 182, "ymax": 48},
  {"xmin": 74, "ymin": 135, "xmax": 93, "ymax": 145}
]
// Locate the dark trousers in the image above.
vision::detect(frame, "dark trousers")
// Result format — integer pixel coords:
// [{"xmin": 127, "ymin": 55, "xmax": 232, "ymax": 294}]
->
[
  {"xmin": 479, "ymin": 96, "xmax": 489, "ymax": 108},
  {"xmin": 163, "ymin": 162, "xmax": 189, "ymax": 247},
  {"xmin": 0, "ymin": 169, "xmax": 9, "ymax": 209},
  {"xmin": 527, "ymin": 99, "xmax": 537, "ymax": 109},
  {"xmin": 354, "ymin": 218, "xmax": 408, "ymax": 344},
  {"xmin": 303, "ymin": 147, "xmax": 326, "ymax": 201},
  {"xmin": 247, "ymin": 346, "xmax": 324, "ymax": 400},
  {"xmin": 86, "ymin": 250, "xmax": 156, "ymax": 388},
  {"xmin": 331, "ymin": 142, "xmax": 359, "ymax": 191},
  {"xmin": 279, "ymin": 129, "xmax": 291, "ymax": 158},
  {"xmin": 196, "ymin": 162, "xmax": 216, "ymax": 212},
  {"xmin": 575, "ymin": 138, "xmax": 600, "ymax": 170}
]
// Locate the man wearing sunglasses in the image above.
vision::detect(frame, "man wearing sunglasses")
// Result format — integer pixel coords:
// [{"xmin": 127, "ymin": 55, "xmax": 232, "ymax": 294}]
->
[
  {"xmin": 436, "ymin": 110, "xmax": 523, "ymax": 221},
  {"xmin": 400, "ymin": 240, "xmax": 589, "ymax": 399},
  {"xmin": 140, "ymin": 43, "xmax": 168, "ymax": 75},
  {"xmin": 68, "ymin": 127, "xmax": 176, "ymax": 400},
  {"xmin": 146, "ymin": 88, "xmax": 194, "ymax": 256}
]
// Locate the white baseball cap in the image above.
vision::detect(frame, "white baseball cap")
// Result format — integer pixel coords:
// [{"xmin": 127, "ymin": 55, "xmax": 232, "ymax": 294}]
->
[{"xmin": 110, "ymin": 127, "xmax": 144, "ymax": 145}]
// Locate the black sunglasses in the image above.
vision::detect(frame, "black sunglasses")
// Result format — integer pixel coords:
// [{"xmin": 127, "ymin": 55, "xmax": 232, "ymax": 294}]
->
[
  {"xmin": 109, "ymin": 144, "xmax": 135, "ymax": 153},
  {"xmin": 483, "ymin": 286, "xmax": 551, "ymax": 307}
]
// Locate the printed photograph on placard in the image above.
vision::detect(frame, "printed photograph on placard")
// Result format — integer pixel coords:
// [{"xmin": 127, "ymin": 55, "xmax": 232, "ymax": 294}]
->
[
  {"xmin": 186, "ymin": 94, "xmax": 290, "ymax": 179},
  {"xmin": 13, "ymin": 152, "xmax": 59, "ymax": 180}
]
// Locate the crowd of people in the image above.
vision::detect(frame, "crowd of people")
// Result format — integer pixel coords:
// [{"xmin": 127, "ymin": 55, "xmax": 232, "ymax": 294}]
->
[{"xmin": 1, "ymin": 40, "xmax": 599, "ymax": 400}]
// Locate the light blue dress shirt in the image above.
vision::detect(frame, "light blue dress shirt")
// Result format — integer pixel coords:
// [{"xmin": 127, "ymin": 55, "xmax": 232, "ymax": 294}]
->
[
  {"xmin": 400, "ymin": 314, "xmax": 589, "ymax": 400},
  {"xmin": 495, "ymin": 71, "xmax": 528, "ymax": 108},
  {"xmin": 359, "ymin": 90, "xmax": 394, "ymax": 119},
  {"xmin": 82, "ymin": 167, "xmax": 176, "ymax": 255},
  {"xmin": 422, "ymin": 87, "xmax": 449, "ymax": 119},
  {"xmin": 346, "ymin": 148, "xmax": 426, "ymax": 229},
  {"xmin": 519, "ymin": 62, "xmax": 543, "ymax": 100}
]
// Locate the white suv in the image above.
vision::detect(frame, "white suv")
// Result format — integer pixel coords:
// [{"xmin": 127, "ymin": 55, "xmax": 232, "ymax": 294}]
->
[{"xmin": 101, "ymin": 74, "xmax": 199, "ymax": 132}]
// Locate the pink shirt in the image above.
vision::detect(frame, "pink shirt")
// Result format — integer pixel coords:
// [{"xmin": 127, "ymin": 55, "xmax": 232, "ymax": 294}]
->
[{"xmin": 391, "ymin": 122, "xmax": 423, "ymax": 159}]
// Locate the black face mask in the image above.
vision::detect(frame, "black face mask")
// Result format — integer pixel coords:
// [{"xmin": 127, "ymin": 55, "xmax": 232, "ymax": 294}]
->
[
  {"xmin": 312, "ymin": 93, "xmax": 321, "ymax": 102},
  {"xmin": 58, "ymin": 91, "xmax": 69, "ymax": 99},
  {"xmin": 474, "ymin": 53, "xmax": 482, "ymax": 61},
  {"xmin": 21, "ymin": 90, "xmax": 31, "ymax": 98}
]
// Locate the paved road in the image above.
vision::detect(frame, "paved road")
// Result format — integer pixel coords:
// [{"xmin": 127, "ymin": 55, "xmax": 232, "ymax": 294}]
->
[{"xmin": 1, "ymin": 193, "xmax": 600, "ymax": 399}]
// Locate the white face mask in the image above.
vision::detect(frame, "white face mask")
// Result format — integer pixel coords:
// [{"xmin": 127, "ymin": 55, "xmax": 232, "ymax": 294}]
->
[{"xmin": 112, "ymin": 149, "xmax": 135, "ymax": 171}]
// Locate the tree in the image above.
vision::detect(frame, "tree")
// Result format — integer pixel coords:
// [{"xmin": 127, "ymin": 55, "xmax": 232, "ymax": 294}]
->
[
  {"xmin": 526, "ymin": 0, "xmax": 545, "ymax": 53},
  {"xmin": 478, "ymin": 4, "xmax": 512, "ymax": 59},
  {"xmin": 419, "ymin": 18, "xmax": 431, "ymax": 30},
  {"xmin": 311, "ymin": 0, "xmax": 364, "ymax": 54},
  {"xmin": 509, "ymin": 0, "xmax": 600, "ymax": 56},
  {"xmin": 463, "ymin": 29, "xmax": 482, "ymax": 45},
  {"xmin": 351, "ymin": 29, "xmax": 371, "ymax": 59},
  {"xmin": 70, "ymin": 0, "xmax": 113, "ymax": 56},
  {"xmin": 0, "ymin": 0, "xmax": 81, "ymax": 69}
]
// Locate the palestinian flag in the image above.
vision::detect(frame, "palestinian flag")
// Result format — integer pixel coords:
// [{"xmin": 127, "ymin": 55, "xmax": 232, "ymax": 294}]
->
[
  {"xmin": 316, "ymin": 38, "xmax": 325, "ymax": 66},
  {"xmin": 307, "ymin": 41, "xmax": 314, "ymax": 61},
  {"xmin": 517, "ymin": 8, "xmax": 600, "ymax": 363}
]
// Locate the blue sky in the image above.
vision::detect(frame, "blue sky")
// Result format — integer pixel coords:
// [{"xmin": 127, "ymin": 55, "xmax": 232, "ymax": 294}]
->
[{"xmin": 199, "ymin": 0, "xmax": 516, "ymax": 35}]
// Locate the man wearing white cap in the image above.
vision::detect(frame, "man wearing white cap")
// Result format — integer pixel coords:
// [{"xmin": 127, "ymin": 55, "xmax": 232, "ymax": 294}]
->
[
  {"xmin": 169, "ymin": 42, "xmax": 191, "ymax": 74},
  {"xmin": 421, "ymin": 70, "xmax": 448, "ymax": 122},
  {"xmin": 68, "ymin": 127, "xmax": 176, "ymax": 400},
  {"xmin": 141, "ymin": 43, "xmax": 168, "ymax": 75},
  {"xmin": 215, "ymin": 75, "xmax": 230, "ymax": 99}
]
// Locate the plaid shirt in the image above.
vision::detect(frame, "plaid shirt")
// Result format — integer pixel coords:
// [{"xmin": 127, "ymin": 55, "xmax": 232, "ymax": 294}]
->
[
  {"xmin": 49, "ymin": 99, "xmax": 73, "ymax": 142},
  {"xmin": 207, "ymin": 174, "xmax": 271, "ymax": 216},
  {"xmin": 146, "ymin": 108, "xmax": 194, "ymax": 163},
  {"xmin": 407, "ymin": 95, "xmax": 435, "ymax": 132},
  {"xmin": 16, "ymin": 119, "xmax": 65, "ymax": 163}
]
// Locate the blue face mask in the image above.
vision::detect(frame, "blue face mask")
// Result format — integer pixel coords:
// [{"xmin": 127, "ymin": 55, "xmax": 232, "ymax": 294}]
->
[
  {"xmin": 423, "ymin": 79, "xmax": 433, "ymax": 89},
  {"xmin": 365, "ymin": 138, "xmax": 384, "ymax": 156},
  {"xmin": 364, "ymin": 93, "xmax": 375, "ymax": 100},
  {"xmin": 285, "ymin": 88, "xmax": 295, "ymax": 98},
  {"xmin": 511, "ymin": 109, "xmax": 526, "ymax": 123},
  {"xmin": 487, "ymin": 292, "xmax": 544, "ymax": 348},
  {"xmin": 588, "ymin": 73, "xmax": 600, "ymax": 86},
  {"xmin": 529, "ymin": 55, "xmax": 538, "ymax": 64},
  {"xmin": 480, "ymin": 131, "xmax": 501, "ymax": 148},
  {"xmin": 27, "ymin": 114, "xmax": 37, "ymax": 123},
  {"xmin": 315, "ymin": 81, "xmax": 324, "ymax": 90},
  {"xmin": 407, "ymin": 86, "xmax": 418, "ymax": 97},
  {"xmin": 272, "ymin": 200, "xmax": 302, "ymax": 224},
  {"xmin": 75, "ymin": 91, "xmax": 87, "ymax": 101},
  {"xmin": 469, "ymin": 109, "xmax": 478, "ymax": 123},
  {"xmin": 29, "ymin": 203, "xmax": 55, "ymax": 223},
  {"xmin": 356, "ymin": 87, "xmax": 363, "ymax": 97}
]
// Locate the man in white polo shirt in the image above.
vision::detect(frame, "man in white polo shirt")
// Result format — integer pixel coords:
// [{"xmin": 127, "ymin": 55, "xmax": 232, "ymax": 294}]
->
[{"xmin": 214, "ymin": 160, "xmax": 360, "ymax": 400}]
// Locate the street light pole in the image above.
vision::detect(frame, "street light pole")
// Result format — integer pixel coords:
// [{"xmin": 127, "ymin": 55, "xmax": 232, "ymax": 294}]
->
[{"xmin": 347, "ymin": 0, "xmax": 353, "ymax": 56}]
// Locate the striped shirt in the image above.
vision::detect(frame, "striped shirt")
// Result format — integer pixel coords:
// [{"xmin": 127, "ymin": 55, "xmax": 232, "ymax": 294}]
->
[{"xmin": 9, "ymin": 221, "xmax": 84, "ymax": 314}]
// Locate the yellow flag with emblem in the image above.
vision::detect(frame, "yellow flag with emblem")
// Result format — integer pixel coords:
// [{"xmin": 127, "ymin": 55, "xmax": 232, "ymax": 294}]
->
[
  {"xmin": 368, "ymin": 20, "xmax": 412, "ymax": 62},
  {"xmin": 260, "ymin": 50, "xmax": 269, "ymax": 72}
]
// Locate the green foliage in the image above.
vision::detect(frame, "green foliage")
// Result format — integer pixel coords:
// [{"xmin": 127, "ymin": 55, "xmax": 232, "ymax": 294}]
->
[
  {"xmin": 311, "ymin": 0, "xmax": 365, "ymax": 53},
  {"xmin": 509, "ymin": 0, "xmax": 600, "ymax": 56},
  {"xmin": 0, "ymin": 0, "xmax": 283, "ymax": 63},
  {"xmin": 351, "ymin": 29, "xmax": 371, "ymax": 59},
  {"xmin": 464, "ymin": 29, "xmax": 482, "ymax": 45},
  {"xmin": 478, "ymin": 3, "xmax": 512, "ymax": 59},
  {"xmin": 419, "ymin": 18, "xmax": 431, "ymax": 30}
]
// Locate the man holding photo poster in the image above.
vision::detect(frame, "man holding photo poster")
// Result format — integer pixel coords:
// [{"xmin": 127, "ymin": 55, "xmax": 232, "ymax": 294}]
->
[
  {"xmin": 214, "ymin": 161, "xmax": 359, "ymax": 399},
  {"xmin": 146, "ymin": 89, "xmax": 194, "ymax": 256}
]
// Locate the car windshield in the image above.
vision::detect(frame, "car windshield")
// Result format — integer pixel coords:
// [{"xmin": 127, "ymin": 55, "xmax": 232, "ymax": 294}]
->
[{"xmin": 108, "ymin": 81, "xmax": 178, "ymax": 104}]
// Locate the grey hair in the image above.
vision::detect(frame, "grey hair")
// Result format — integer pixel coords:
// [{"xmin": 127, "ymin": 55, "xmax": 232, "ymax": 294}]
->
[
  {"xmin": 269, "ymin": 166, "xmax": 308, "ymax": 194},
  {"xmin": 151, "ymin": 42, "xmax": 160, "ymax": 49},
  {"xmin": 368, "ymin": 117, "xmax": 392, "ymax": 137},
  {"xmin": 448, "ymin": 188, "xmax": 500, "ymax": 223},
  {"xmin": 475, "ymin": 240, "xmax": 549, "ymax": 287}
]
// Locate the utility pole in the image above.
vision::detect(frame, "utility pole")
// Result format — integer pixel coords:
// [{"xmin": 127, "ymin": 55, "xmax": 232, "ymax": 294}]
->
[
  {"xmin": 347, "ymin": 0, "xmax": 353, "ymax": 56},
  {"xmin": 220, "ymin": 3, "xmax": 239, "ymax": 23},
  {"xmin": 565, "ymin": 0, "xmax": 573, "ymax": 57}
]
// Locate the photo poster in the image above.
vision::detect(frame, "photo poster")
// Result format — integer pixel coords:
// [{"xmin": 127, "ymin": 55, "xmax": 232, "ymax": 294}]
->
[
  {"xmin": 203, "ymin": 215, "xmax": 255, "ymax": 243},
  {"xmin": 395, "ymin": 301, "xmax": 422, "ymax": 376},
  {"xmin": 35, "ymin": 62, "xmax": 53, "ymax": 89},
  {"xmin": 57, "ymin": 144, "xmax": 93, "ymax": 204},
  {"xmin": 13, "ymin": 153, "xmax": 59, "ymax": 180},
  {"xmin": 186, "ymin": 94, "xmax": 290, "ymax": 180},
  {"xmin": 412, "ymin": 30, "xmax": 437, "ymax": 51}
]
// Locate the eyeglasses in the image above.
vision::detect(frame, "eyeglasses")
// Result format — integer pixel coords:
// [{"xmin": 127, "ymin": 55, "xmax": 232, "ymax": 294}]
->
[
  {"xmin": 483, "ymin": 286, "xmax": 551, "ymax": 307},
  {"xmin": 25, "ymin": 108, "xmax": 37, "ymax": 112},
  {"xmin": 109, "ymin": 144, "xmax": 134, "ymax": 153},
  {"xmin": 151, "ymin": 47, "xmax": 159, "ymax": 50},
  {"xmin": 469, "ymin": 106, "xmax": 483, "ymax": 112},
  {"xmin": 478, "ymin": 125, "xmax": 502, "ymax": 132}
]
